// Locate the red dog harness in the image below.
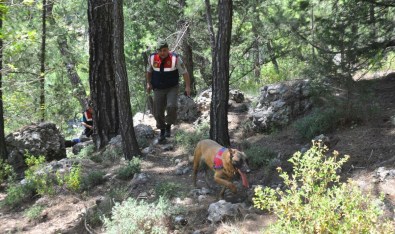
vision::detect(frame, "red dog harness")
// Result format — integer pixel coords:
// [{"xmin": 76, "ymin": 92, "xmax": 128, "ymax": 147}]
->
[{"xmin": 213, "ymin": 147, "xmax": 227, "ymax": 169}]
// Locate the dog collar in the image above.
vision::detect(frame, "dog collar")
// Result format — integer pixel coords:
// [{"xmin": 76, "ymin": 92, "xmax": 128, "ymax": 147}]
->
[{"xmin": 213, "ymin": 147, "xmax": 227, "ymax": 169}]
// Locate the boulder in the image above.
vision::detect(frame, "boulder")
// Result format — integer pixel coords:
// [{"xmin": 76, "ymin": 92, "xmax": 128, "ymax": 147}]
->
[
  {"xmin": 177, "ymin": 95, "xmax": 199, "ymax": 122},
  {"xmin": 249, "ymin": 79, "xmax": 312, "ymax": 132},
  {"xmin": 5, "ymin": 122, "xmax": 66, "ymax": 174}
]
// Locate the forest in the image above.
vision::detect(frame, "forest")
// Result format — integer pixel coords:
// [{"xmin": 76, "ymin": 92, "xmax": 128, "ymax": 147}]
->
[{"xmin": 0, "ymin": 0, "xmax": 394, "ymax": 233}]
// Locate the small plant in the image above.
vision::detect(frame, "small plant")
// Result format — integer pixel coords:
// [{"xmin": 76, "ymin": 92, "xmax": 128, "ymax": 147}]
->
[
  {"xmin": 77, "ymin": 144, "xmax": 95, "ymax": 159},
  {"xmin": 155, "ymin": 182, "xmax": 179, "ymax": 199},
  {"xmin": 24, "ymin": 154, "xmax": 56, "ymax": 196},
  {"xmin": 81, "ymin": 170, "xmax": 105, "ymax": 190},
  {"xmin": 108, "ymin": 186, "xmax": 129, "ymax": 203},
  {"xmin": 64, "ymin": 164, "xmax": 82, "ymax": 192},
  {"xmin": 0, "ymin": 159, "xmax": 14, "ymax": 184},
  {"xmin": 117, "ymin": 158, "xmax": 141, "ymax": 180},
  {"xmin": 103, "ymin": 197, "xmax": 171, "ymax": 234},
  {"xmin": 294, "ymin": 108, "xmax": 340, "ymax": 140},
  {"xmin": 174, "ymin": 123, "xmax": 209, "ymax": 154},
  {"xmin": 244, "ymin": 145, "xmax": 277, "ymax": 169},
  {"xmin": 102, "ymin": 145, "xmax": 123, "ymax": 162},
  {"xmin": 1, "ymin": 183, "xmax": 35, "ymax": 208},
  {"xmin": 137, "ymin": 137, "xmax": 150, "ymax": 149},
  {"xmin": 253, "ymin": 143, "xmax": 394, "ymax": 233},
  {"xmin": 24, "ymin": 204, "xmax": 45, "ymax": 221}
]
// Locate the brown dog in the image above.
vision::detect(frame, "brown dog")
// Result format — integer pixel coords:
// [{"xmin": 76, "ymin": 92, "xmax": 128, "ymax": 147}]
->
[{"xmin": 192, "ymin": 139, "xmax": 250, "ymax": 198}]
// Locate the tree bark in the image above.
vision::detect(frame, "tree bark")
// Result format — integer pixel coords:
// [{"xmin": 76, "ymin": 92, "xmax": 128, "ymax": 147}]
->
[
  {"xmin": 46, "ymin": 0, "xmax": 88, "ymax": 109},
  {"xmin": 88, "ymin": 0, "xmax": 119, "ymax": 149},
  {"xmin": 206, "ymin": 0, "xmax": 232, "ymax": 147},
  {"xmin": 113, "ymin": 0, "xmax": 141, "ymax": 159},
  {"xmin": 39, "ymin": 0, "xmax": 47, "ymax": 121},
  {"xmin": 0, "ymin": 3, "xmax": 7, "ymax": 160}
]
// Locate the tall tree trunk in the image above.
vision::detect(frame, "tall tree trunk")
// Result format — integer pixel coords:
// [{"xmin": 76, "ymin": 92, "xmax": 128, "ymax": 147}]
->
[
  {"xmin": 252, "ymin": 1, "xmax": 261, "ymax": 80},
  {"xmin": 0, "ymin": 3, "xmax": 7, "ymax": 160},
  {"xmin": 39, "ymin": 0, "xmax": 47, "ymax": 121},
  {"xmin": 113, "ymin": 0, "xmax": 141, "ymax": 159},
  {"xmin": 46, "ymin": 0, "xmax": 88, "ymax": 109},
  {"xmin": 205, "ymin": 0, "xmax": 232, "ymax": 147},
  {"xmin": 88, "ymin": 0, "xmax": 119, "ymax": 149},
  {"xmin": 267, "ymin": 40, "xmax": 279, "ymax": 73}
]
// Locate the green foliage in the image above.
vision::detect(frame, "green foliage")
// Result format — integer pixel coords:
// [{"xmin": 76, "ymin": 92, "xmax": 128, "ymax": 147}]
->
[
  {"xmin": 245, "ymin": 146, "xmax": 277, "ymax": 169},
  {"xmin": 155, "ymin": 182, "xmax": 179, "ymax": 199},
  {"xmin": 81, "ymin": 170, "xmax": 105, "ymax": 191},
  {"xmin": 108, "ymin": 187, "xmax": 129, "ymax": 203},
  {"xmin": 0, "ymin": 159, "xmax": 14, "ymax": 184},
  {"xmin": 117, "ymin": 158, "xmax": 141, "ymax": 180},
  {"xmin": 75, "ymin": 145, "xmax": 95, "ymax": 159},
  {"xmin": 24, "ymin": 204, "xmax": 45, "ymax": 221},
  {"xmin": 294, "ymin": 108, "xmax": 340, "ymax": 140},
  {"xmin": 0, "ymin": 183, "xmax": 35, "ymax": 208},
  {"xmin": 174, "ymin": 123, "xmax": 210, "ymax": 154},
  {"xmin": 102, "ymin": 146, "xmax": 123, "ymax": 163},
  {"xmin": 63, "ymin": 164, "xmax": 82, "ymax": 192},
  {"xmin": 24, "ymin": 154, "xmax": 56, "ymax": 196},
  {"xmin": 253, "ymin": 143, "xmax": 394, "ymax": 233},
  {"xmin": 103, "ymin": 197, "xmax": 171, "ymax": 234}
]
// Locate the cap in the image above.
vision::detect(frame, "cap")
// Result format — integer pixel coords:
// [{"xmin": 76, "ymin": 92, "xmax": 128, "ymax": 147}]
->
[{"xmin": 156, "ymin": 39, "xmax": 168, "ymax": 50}]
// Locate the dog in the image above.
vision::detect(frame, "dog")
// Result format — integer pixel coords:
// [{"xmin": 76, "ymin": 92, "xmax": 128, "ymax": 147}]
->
[{"xmin": 192, "ymin": 139, "xmax": 250, "ymax": 198}]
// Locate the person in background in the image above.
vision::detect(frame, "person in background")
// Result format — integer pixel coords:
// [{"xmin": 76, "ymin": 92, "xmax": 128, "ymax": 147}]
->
[
  {"xmin": 146, "ymin": 39, "xmax": 191, "ymax": 142},
  {"xmin": 65, "ymin": 102, "xmax": 94, "ymax": 147}
]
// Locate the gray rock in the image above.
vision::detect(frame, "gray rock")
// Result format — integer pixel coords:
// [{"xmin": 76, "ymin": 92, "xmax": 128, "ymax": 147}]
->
[
  {"xmin": 5, "ymin": 122, "xmax": 66, "ymax": 175},
  {"xmin": 249, "ymin": 79, "xmax": 312, "ymax": 132},
  {"xmin": 177, "ymin": 95, "xmax": 199, "ymax": 122},
  {"xmin": 207, "ymin": 200, "xmax": 243, "ymax": 223}
]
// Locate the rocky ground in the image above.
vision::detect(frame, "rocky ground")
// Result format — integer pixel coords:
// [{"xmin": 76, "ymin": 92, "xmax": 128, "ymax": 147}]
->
[{"xmin": 0, "ymin": 76, "xmax": 394, "ymax": 233}]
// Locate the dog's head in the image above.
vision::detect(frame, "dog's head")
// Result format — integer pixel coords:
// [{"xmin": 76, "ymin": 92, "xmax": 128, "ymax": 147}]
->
[{"xmin": 230, "ymin": 149, "xmax": 250, "ymax": 173}]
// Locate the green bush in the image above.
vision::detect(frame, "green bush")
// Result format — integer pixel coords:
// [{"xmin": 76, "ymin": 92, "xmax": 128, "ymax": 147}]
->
[
  {"xmin": 81, "ymin": 170, "xmax": 105, "ymax": 190},
  {"xmin": 294, "ymin": 108, "xmax": 340, "ymax": 140},
  {"xmin": 74, "ymin": 144, "xmax": 95, "ymax": 159},
  {"xmin": 0, "ymin": 159, "xmax": 14, "ymax": 184},
  {"xmin": 64, "ymin": 164, "xmax": 82, "ymax": 192},
  {"xmin": 245, "ymin": 146, "xmax": 277, "ymax": 168},
  {"xmin": 155, "ymin": 182, "xmax": 179, "ymax": 199},
  {"xmin": 117, "ymin": 158, "xmax": 141, "ymax": 180},
  {"xmin": 24, "ymin": 204, "xmax": 45, "ymax": 221},
  {"xmin": 103, "ymin": 197, "xmax": 171, "ymax": 234},
  {"xmin": 0, "ymin": 182, "xmax": 35, "ymax": 208},
  {"xmin": 24, "ymin": 154, "xmax": 57, "ymax": 196},
  {"xmin": 108, "ymin": 186, "xmax": 129, "ymax": 203},
  {"xmin": 174, "ymin": 123, "xmax": 209, "ymax": 154},
  {"xmin": 253, "ymin": 143, "xmax": 394, "ymax": 233}
]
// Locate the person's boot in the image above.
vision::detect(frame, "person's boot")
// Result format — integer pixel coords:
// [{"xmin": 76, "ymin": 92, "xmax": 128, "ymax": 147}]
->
[
  {"xmin": 159, "ymin": 129, "xmax": 166, "ymax": 142},
  {"xmin": 165, "ymin": 124, "xmax": 171, "ymax": 137}
]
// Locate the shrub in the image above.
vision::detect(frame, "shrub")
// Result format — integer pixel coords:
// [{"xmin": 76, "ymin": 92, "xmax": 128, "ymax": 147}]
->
[
  {"xmin": 81, "ymin": 170, "xmax": 105, "ymax": 190},
  {"xmin": 253, "ymin": 143, "xmax": 394, "ymax": 233},
  {"xmin": 0, "ymin": 183, "xmax": 35, "ymax": 208},
  {"xmin": 0, "ymin": 159, "xmax": 14, "ymax": 184},
  {"xmin": 24, "ymin": 154, "xmax": 56, "ymax": 196},
  {"xmin": 117, "ymin": 158, "xmax": 141, "ymax": 180},
  {"xmin": 103, "ymin": 197, "xmax": 171, "ymax": 234},
  {"xmin": 244, "ymin": 145, "xmax": 277, "ymax": 169},
  {"xmin": 155, "ymin": 182, "xmax": 179, "ymax": 199},
  {"xmin": 24, "ymin": 204, "xmax": 45, "ymax": 221},
  {"xmin": 64, "ymin": 164, "xmax": 82, "ymax": 192},
  {"xmin": 294, "ymin": 108, "xmax": 340, "ymax": 140},
  {"xmin": 174, "ymin": 123, "xmax": 209, "ymax": 154},
  {"xmin": 108, "ymin": 186, "xmax": 129, "ymax": 203},
  {"xmin": 74, "ymin": 144, "xmax": 95, "ymax": 159}
]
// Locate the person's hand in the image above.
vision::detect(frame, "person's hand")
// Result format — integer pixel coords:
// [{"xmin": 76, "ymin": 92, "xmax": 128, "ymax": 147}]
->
[{"xmin": 146, "ymin": 83, "xmax": 152, "ymax": 94}]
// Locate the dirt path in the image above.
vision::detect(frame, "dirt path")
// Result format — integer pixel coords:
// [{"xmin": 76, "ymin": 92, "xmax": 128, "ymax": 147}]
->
[{"xmin": 1, "ymin": 76, "xmax": 394, "ymax": 233}]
